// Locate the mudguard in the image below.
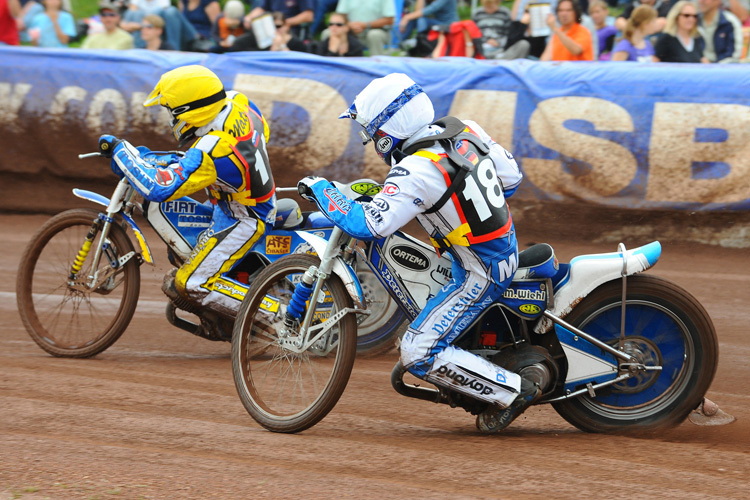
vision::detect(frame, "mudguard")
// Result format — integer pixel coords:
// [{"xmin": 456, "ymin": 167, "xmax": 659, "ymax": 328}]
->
[
  {"xmin": 294, "ymin": 231, "xmax": 365, "ymax": 310},
  {"xmin": 72, "ymin": 188, "xmax": 154, "ymax": 264},
  {"xmin": 535, "ymin": 241, "xmax": 661, "ymax": 334}
]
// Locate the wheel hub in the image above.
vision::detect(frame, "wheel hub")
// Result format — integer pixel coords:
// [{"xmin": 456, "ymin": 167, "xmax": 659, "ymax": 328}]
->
[{"xmin": 614, "ymin": 336, "xmax": 662, "ymax": 393}]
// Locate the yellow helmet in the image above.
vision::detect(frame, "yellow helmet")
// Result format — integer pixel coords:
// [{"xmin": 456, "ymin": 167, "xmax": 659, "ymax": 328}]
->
[{"xmin": 143, "ymin": 65, "xmax": 227, "ymax": 144}]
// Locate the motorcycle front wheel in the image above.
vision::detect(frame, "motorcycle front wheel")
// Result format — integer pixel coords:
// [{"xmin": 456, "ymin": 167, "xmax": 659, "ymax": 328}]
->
[
  {"xmin": 16, "ymin": 208, "xmax": 141, "ymax": 358},
  {"xmin": 232, "ymin": 253, "xmax": 357, "ymax": 433},
  {"xmin": 552, "ymin": 275, "xmax": 718, "ymax": 432}
]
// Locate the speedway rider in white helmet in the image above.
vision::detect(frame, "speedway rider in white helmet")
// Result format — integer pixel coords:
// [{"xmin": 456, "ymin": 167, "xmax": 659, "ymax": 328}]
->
[
  {"xmin": 298, "ymin": 73, "xmax": 540, "ymax": 432},
  {"xmin": 98, "ymin": 65, "xmax": 277, "ymax": 324}
]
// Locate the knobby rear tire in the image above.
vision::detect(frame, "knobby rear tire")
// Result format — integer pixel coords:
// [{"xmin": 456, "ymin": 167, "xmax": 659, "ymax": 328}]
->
[
  {"xmin": 232, "ymin": 253, "xmax": 357, "ymax": 433},
  {"xmin": 16, "ymin": 208, "xmax": 140, "ymax": 358}
]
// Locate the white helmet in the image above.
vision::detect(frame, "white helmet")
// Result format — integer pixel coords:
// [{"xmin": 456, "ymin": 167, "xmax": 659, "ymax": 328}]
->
[{"xmin": 339, "ymin": 73, "xmax": 435, "ymax": 164}]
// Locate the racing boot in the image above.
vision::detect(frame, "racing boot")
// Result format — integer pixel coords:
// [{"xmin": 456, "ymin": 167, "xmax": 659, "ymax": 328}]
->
[
  {"xmin": 476, "ymin": 377, "xmax": 541, "ymax": 433},
  {"xmin": 162, "ymin": 268, "xmax": 200, "ymax": 315}
]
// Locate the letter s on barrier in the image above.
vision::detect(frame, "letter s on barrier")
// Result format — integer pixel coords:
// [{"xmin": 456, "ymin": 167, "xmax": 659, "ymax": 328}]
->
[
  {"xmin": 232, "ymin": 74, "xmax": 348, "ymax": 177},
  {"xmin": 647, "ymin": 102, "xmax": 750, "ymax": 204},
  {"xmin": 523, "ymin": 97, "xmax": 637, "ymax": 199}
]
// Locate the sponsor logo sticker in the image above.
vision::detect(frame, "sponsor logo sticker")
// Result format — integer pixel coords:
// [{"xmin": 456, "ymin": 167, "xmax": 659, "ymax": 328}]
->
[
  {"xmin": 519, "ymin": 303, "xmax": 542, "ymax": 315},
  {"xmin": 390, "ymin": 245, "xmax": 430, "ymax": 271},
  {"xmin": 266, "ymin": 235, "xmax": 291, "ymax": 254},
  {"xmin": 382, "ymin": 183, "xmax": 400, "ymax": 196}
]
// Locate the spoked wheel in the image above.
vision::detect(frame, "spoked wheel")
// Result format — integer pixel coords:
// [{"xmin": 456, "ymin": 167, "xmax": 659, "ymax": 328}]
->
[
  {"xmin": 232, "ymin": 253, "xmax": 357, "ymax": 433},
  {"xmin": 16, "ymin": 208, "xmax": 140, "ymax": 358},
  {"xmin": 552, "ymin": 275, "xmax": 718, "ymax": 432},
  {"xmin": 354, "ymin": 265, "xmax": 407, "ymax": 356}
]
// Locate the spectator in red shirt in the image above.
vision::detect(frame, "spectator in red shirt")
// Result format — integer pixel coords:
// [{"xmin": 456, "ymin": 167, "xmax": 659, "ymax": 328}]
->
[{"xmin": 1, "ymin": 0, "xmax": 21, "ymax": 45}]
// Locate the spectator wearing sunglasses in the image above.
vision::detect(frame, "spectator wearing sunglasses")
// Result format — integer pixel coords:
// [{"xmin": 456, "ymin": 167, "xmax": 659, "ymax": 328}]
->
[
  {"xmin": 81, "ymin": 0, "xmax": 133, "ymax": 49},
  {"xmin": 308, "ymin": 12, "xmax": 364, "ymax": 56},
  {"xmin": 140, "ymin": 13, "xmax": 174, "ymax": 49},
  {"xmin": 654, "ymin": 1, "xmax": 709, "ymax": 62},
  {"xmin": 334, "ymin": 0, "xmax": 395, "ymax": 56}
]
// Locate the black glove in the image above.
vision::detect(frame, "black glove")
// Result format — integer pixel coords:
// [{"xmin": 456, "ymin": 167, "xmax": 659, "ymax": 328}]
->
[
  {"xmin": 297, "ymin": 176, "xmax": 326, "ymax": 202},
  {"xmin": 98, "ymin": 134, "xmax": 123, "ymax": 159}
]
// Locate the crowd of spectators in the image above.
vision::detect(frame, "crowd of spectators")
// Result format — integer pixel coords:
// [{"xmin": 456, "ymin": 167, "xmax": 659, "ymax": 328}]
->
[{"xmin": 1, "ymin": 0, "xmax": 748, "ymax": 63}]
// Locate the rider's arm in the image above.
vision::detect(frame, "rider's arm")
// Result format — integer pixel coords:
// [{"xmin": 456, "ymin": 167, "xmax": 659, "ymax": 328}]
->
[
  {"xmin": 111, "ymin": 140, "xmax": 217, "ymax": 202},
  {"xmin": 304, "ymin": 171, "xmax": 427, "ymax": 240},
  {"xmin": 462, "ymin": 119, "xmax": 523, "ymax": 197}
]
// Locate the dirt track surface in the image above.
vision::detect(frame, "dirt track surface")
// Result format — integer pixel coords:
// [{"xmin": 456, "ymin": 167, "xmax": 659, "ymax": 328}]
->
[{"xmin": 2, "ymin": 213, "xmax": 749, "ymax": 500}]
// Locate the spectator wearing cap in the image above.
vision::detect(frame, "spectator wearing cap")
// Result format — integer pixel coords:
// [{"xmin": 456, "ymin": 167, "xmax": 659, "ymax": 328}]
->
[
  {"xmin": 140, "ymin": 12, "xmax": 174, "ymax": 49},
  {"xmin": 211, "ymin": 0, "xmax": 245, "ymax": 51},
  {"xmin": 698, "ymin": 0, "xmax": 744, "ymax": 61},
  {"xmin": 81, "ymin": 0, "xmax": 133, "ymax": 49}
]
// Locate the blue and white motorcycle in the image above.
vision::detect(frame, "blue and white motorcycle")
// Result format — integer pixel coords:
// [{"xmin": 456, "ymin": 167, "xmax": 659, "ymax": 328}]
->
[
  {"xmin": 231, "ymin": 180, "xmax": 718, "ymax": 434},
  {"xmin": 15, "ymin": 155, "xmax": 406, "ymax": 358}
]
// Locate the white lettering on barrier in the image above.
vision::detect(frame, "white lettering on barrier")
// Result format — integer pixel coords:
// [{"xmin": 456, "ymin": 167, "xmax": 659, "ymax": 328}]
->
[
  {"xmin": 86, "ymin": 89, "xmax": 128, "ymax": 134},
  {"xmin": 448, "ymin": 89, "xmax": 518, "ymax": 150},
  {"xmin": 232, "ymin": 74, "xmax": 348, "ymax": 176},
  {"xmin": 129, "ymin": 91, "xmax": 169, "ymax": 130},
  {"xmin": 523, "ymin": 96, "xmax": 637, "ymax": 199},
  {"xmin": 49, "ymin": 86, "xmax": 86, "ymax": 124},
  {"xmin": 0, "ymin": 83, "xmax": 32, "ymax": 132},
  {"xmin": 648, "ymin": 103, "xmax": 750, "ymax": 204}
]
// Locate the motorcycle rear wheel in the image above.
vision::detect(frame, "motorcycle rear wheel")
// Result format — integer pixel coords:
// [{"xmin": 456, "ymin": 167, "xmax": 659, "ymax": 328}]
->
[
  {"xmin": 232, "ymin": 253, "xmax": 357, "ymax": 433},
  {"xmin": 16, "ymin": 208, "xmax": 140, "ymax": 358},
  {"xmin": 552, "ymin": 275, "xmax": 718, "ymax": 433}
]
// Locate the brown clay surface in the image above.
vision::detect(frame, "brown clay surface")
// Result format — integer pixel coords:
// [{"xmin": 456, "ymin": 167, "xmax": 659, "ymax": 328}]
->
[{"xmin": 2, "ymin": 212, "xmax": 749, "ymax": 500}]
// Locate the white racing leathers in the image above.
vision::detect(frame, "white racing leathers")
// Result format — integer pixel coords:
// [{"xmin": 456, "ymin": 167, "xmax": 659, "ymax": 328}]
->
[{"xmin": 307, "ymin": 119, "xmax": 524, "ymax": 407}]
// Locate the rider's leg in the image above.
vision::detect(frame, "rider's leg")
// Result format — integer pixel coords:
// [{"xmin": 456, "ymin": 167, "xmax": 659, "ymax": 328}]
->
[
  {"xmin": 174, "ymin": 209, "xmax": 265, "ymax": 317},
  {"xmin": 399, "ymin": 240, "xmax": 521, "ymax": 406}
]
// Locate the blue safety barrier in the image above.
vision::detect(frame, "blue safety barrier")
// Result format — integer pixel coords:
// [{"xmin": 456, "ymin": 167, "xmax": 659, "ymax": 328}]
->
[{"xmin": 1, "ymin": 47, "xmax": 748, "ymax": 210}]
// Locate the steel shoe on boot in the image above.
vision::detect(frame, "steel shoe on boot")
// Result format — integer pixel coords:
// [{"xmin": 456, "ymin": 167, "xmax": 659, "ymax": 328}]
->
[
  {"xmin": 476, "ymin": 378, "xmax": 541, "ymax": 433},
  {"xmin": 161, "ymin": 268, "xmax": 180, "ymax": 301},
  {"xmin": 162, "ymin": 269, "xmax": 201, "ymax": 314}
]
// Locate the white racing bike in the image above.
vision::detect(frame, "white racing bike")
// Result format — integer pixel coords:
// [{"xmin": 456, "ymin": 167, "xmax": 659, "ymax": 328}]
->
[{"xmin": 231, "ymin": 180, "xmax": 718, "ymax": 434}]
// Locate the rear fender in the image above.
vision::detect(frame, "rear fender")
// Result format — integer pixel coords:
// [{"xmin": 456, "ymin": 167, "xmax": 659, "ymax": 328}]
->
[
  {"xmin": 534, "ymin": 241, "xmax": 661, "ymax": 333},
  {"xmin": 295, "ymin": 231, "xmax": 365, "ymax": 309}
]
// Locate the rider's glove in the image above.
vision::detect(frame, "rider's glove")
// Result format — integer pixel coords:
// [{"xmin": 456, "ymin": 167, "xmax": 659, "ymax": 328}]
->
[
  {"xmin": 297, "ymin": 176, "xmax": 327, "ymax": 202},
  {"xmin": 98, "ymin": 134, "xmax": 123, "ymax": 159}
]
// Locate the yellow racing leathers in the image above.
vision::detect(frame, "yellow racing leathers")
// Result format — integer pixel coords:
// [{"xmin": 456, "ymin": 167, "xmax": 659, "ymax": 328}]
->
[{"xmin": 110, "ymin": 91, "xmax": 276, "ymax": 317}]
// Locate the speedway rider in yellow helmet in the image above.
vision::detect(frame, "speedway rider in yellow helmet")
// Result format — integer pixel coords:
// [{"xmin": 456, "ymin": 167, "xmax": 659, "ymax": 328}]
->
[{"xmin": 99, "ymin": 65, "xmax": 276, "ymax": 320}]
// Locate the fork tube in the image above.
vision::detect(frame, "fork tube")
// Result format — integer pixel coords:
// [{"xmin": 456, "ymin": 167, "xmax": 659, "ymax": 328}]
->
[
  {"xmin": 299, "ymin": 226, "xmax": 345, "ymax": 336},
  {"xmin": 85, "ymin": 179, "xmax": 131, "ymax": 289}
]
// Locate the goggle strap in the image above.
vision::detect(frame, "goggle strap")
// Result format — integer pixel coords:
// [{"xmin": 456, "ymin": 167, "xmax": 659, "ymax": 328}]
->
[{"xmin": 168, "ymin": 89, "xmax": 227, "ymax": 117}]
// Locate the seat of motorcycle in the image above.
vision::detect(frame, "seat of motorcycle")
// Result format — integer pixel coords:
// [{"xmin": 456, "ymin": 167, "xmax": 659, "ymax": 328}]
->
[
  {"xmin": 274, "ymin": 198, "xmax": 304, "ymax": 229},
  {"xmin": 514, "ymin": 243, "xmax": 557, "ymax": 280}
]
